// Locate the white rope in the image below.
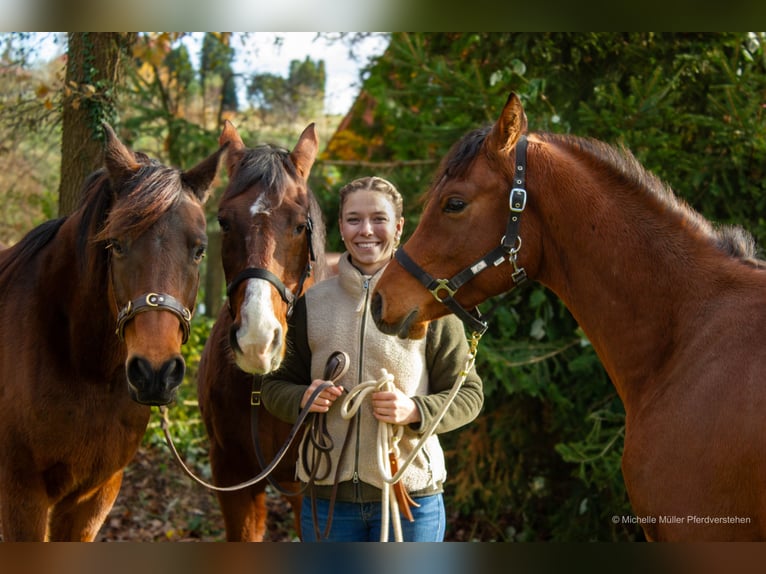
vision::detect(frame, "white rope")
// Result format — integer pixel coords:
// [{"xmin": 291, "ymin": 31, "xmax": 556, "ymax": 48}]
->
[
  {"xmin": 338, "ymin": 332, "xmax": 480, "ymax": 542},
  {"xmin": 340, "ymin": 368, "xmax": 404, "ymax": 541}
]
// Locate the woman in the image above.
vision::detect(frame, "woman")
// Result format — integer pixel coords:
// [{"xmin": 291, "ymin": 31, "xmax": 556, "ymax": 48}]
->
[{"xmin": 261, "ymin": 176, "xmax": 483, "ymax": 542}]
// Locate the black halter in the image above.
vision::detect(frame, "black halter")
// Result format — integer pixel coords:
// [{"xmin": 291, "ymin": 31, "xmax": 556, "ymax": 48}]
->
[
  {"xmin": 395, "ymin": 135, "xmax": 529, "ymax": 335},
  {"xmin": 226, "ymin": 215, "xmax": 316, "ymax": 318}
]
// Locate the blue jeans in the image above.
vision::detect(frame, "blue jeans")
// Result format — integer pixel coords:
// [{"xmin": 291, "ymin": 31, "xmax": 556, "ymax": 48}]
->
[{"xmin": 300, "ymin": 493, "xmax": 445, "ymax": 542}]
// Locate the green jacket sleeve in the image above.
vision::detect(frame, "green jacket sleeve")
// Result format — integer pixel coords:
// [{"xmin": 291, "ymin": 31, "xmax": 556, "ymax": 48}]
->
[
  {"xmin": 410, "ymin": 314, "xmax": 484, "ymax": 435},
  {"xmin": 261, "ymin": 296, "xmax": 313, "ymax": 424}
]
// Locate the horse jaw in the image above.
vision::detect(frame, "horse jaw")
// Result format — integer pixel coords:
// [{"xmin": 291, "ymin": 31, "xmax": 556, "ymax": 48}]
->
[{"xmin": 230, "ymin": 280, "xmax": 285, "ymax": 374}]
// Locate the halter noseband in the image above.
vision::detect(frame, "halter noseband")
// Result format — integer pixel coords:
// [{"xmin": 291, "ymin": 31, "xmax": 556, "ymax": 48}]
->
[
  {"xmin": 116, "ymin": 292, "xmax": 193, "ymax": 343},
  {"xmin": 395, "ymin": 135, "xmax": 529, "ymax": 335},
  {"xmin": 225, "ymin": 215, "xmax": 316, "ymax": 319}
]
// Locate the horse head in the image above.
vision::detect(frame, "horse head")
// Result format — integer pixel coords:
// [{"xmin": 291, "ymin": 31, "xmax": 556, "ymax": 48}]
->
[
  {"xmin": 217, "ymin": 121, "xmax": 319, "ymax": 374},
  {"xmin": 100, "ymin": 124, "xmax": 225, "ymax": 405},
  {"xmin": 372, "ymin": 92, "xmax": 537, "ymax": 339}
]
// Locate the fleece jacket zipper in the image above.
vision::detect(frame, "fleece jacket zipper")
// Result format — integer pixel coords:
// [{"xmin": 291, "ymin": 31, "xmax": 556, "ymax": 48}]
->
[{"xmin": 353, "ymin": 275, "xmax": 372, "ymax": 501}]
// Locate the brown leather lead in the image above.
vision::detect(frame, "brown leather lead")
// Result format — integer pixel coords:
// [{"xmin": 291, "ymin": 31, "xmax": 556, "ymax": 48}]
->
[{"xmin": 389, "ymin": 452, "xmax": 419, "ymax": 522}]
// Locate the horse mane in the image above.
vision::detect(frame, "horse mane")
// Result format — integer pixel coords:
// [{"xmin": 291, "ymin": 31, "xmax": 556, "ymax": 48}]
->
[
  {"xmin": 224, "ymin": 143, "xmax": 329, "ymax": 279},
  {"xmin": 537, "ymin": 132, "xmax": 762, "ymax": 265},
  {"xmin": 0, "ymin": 217, "xmax": 66, "ymax": 283},
  {"xmin": 434, "ymin": 126, "xmax": 761, "ymax": 266}
]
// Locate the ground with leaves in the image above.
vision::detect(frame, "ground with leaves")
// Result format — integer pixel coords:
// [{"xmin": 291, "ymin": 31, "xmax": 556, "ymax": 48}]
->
[
  {"xmin": 1, "ymin": 442, "xmax": 494, "ymax": 542},
  {"xmin": 97, "ymin": 445, "xmax": 297, "ymax": 542}
]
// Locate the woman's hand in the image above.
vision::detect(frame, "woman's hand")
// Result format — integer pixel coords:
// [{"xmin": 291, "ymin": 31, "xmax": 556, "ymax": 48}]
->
[
  {"xmin": 371, "ymin": 388, "xmax": 421, "ymax": 425},
  {"xmin": 301, "ymin": 379, "xmax": 344, "ymax": 413}
]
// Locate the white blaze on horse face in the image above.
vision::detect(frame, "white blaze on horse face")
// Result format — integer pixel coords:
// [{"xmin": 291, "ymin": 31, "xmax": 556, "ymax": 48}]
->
[
  {"xmin": 250, "ymin": 195, "xmax": 271, "ymax": 217},
  {"xmin": 234, "ymin": 279, "xmax": 283, "ymax": 374},
  {"xmin": 232, "ymin": 195, "xmax": 282, "ymax": 374}
]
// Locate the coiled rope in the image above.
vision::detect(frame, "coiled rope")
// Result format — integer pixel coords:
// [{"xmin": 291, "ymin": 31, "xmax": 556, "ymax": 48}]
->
[
  {"xmin": 338, "ymin": 330, "xmax": 482, "ymax": 541},
  {"xmin": 159, "ymin": 331, "xmax": 481, "ymax": 542}
]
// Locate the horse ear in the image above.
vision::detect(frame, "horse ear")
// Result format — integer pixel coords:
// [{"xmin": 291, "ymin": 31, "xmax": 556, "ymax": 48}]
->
[
  {"xmin": 180, "ymin": 143, "xmax": 227, "ymax": 203},
  {"xmin": 290, "ymin": 122, "xmax": 319, "ymax": 180},
  {"xmin": 218, "ymin": 120, "xmax": 245, "ymax": 177},
  {"xmin": 487, "ymin": 92, "xmax": 528, "ymax": 155},
  {"xmin": 103, "ymin": 123, "xmax": 141, "ymax": 187}
]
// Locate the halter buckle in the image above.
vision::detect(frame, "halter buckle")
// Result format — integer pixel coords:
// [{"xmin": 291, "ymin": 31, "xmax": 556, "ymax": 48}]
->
[
  {"xmin": 429, "ymin": 279, "xmax": 457, "ymax": 303},
  {"xmin": 509, "ymin": 188, "xmax": 527, "ymax": 212}
]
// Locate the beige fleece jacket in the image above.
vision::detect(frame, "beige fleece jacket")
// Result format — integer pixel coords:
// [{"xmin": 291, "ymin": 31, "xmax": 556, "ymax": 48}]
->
[{"xmin": 262, "ymin": 254, "xmax": 484, "ymax": 499}]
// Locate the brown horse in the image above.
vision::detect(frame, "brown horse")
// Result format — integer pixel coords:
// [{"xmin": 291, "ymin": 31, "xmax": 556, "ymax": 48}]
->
[
  {"xmin": 197, "ymin": 122, "xmax": 329, "ymax": 541},
  {"xmin": 0, "ymin": 126, "xmax": 225, "ymax": 541},
  {"xmin": 372, "ymin": 92, "xmax": 766, "ymax": 541}
]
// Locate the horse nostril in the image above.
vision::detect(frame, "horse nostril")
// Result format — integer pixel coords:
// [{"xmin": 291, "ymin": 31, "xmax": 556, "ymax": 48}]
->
[
  {"xmin": 160, "ymin": 356, "xmax": 186, "ymax": 391},
  {"xmin": 127, "ymin": 356, "xmax": 153, "ymax": 387},
  {"xmin": 229, "ymin": 324, "xmax": 243, "ymax": 354},
  {"xmin": 126, "ymin": 355, "xmax": 186, "ymax": 405}
]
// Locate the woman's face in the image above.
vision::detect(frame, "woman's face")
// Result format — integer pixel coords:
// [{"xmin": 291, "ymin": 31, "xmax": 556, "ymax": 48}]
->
[{"xmin": 340, "ymin": 189, "xmax": 404, "ymax": 275}]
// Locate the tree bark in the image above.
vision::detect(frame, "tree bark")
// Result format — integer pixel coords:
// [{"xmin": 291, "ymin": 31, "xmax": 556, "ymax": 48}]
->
[{"xmin": 58, "ymin": 32, "xmax": 137, "ymax": 216}]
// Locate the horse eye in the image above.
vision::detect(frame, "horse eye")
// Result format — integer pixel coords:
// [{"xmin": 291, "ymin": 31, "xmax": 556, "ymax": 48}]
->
[
  {"xmin": 193, "ymin": 245, "xmax": 207, "ymax": 262},
  {"xmin": 107, "ymin": 239, "xmax": 125, "ymax": 256},
  {"xmin": 295, "ymin": 223, "xmax": 306, "ymax": 235},
  {"xmin": 444, "ymin": 198, "xmax": 467, "ymax": 213},
  {"xmin": 217, "ymin": 217, "xmax": 230, "ymax": 233}
]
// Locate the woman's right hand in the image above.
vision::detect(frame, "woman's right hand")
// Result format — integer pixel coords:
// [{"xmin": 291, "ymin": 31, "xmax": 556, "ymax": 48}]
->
[{"xmin": 301, "ymin": 379, "xmax": 344, "ymax": 413}]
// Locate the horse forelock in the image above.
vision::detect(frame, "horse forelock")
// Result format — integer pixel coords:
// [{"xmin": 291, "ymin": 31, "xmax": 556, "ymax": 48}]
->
[
  {"xmin": 96, "ymin": 164, "xmax": 190, "ymax": 242},
  {"xmin": 539, "ymin": 132, "xmax": 762, "ymax": 265},
  {"xmin": 223, "ymin": 145, "xmax": 296, "ymax": 203},
  {"xmin": 221, "ymin": 143, "xmax": 330, "ymax": 276},
  {"xmin": 438, "ymin": 126, "xmax": 491, "ymax": 182},
  {"xmin": 420, "ymin": 126, "xmax": 490, "ymax": 210}
]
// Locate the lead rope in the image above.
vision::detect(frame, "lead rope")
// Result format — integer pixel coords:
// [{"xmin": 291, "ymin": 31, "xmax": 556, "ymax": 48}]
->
[
  {"xmin": 157, "ymin": 380, "xmax": 334, "ymax": 492},
  {"xmin": 339, "ymin": 330, "xmax": 482, "ymax": 542}
]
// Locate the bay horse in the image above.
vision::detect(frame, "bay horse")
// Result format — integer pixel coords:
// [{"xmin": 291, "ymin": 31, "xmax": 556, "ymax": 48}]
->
[
  {"xmin": 197, "ymin": 122, "xmax": 328, "ymax": 541},
  {"xmin": 372, "ymin": 92, "xmax": 766, "ymax": 541},
  {"xmin": 0, "ymin": 125, "xmax": 225, "ymax": 541}
]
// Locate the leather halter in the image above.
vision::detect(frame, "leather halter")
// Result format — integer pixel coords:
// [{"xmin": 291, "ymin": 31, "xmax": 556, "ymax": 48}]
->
[
  {"xmin": 225, "ymin": 215, "xmax": 316, "ymax": 319},
  {"xmin": 395, "ymin": 135, "xmax": 529, "ymax": 335},
  {"xmin": 116, "ymin": 292, "xmax": 193, "ymax": 343}
]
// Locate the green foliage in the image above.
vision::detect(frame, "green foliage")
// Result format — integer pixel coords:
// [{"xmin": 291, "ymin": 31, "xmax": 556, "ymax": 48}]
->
[
  {"xmin": 200, "ymin": 33, "xmax": 237, "ymax": 113},
  {"xmin": 247, "ymin": 57, "xmax": 326, "ymax": 125}
]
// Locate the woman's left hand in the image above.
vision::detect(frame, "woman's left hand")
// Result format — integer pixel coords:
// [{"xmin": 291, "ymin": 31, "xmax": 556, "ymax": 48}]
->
[{"xmin": 371, "ymin": 388, "xmax": 421, "ymax": 425}]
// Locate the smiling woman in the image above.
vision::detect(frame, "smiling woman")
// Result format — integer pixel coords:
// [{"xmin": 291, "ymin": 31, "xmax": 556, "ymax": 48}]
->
[
  {"xmin": 338, "ymin": 176, "xmax": 404, "ymax": 274},
  {"xmin": 260, "ymin": 175, "xmax": 484, "ymax": 542}
]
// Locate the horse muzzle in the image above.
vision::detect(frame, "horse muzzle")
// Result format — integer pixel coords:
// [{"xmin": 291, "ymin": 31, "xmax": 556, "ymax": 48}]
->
[
  {"xmin": 371, "ymin": 292, "xmax": 423, "ymax": 339},
  {"xmin": 126, "ymin": 354, "xmax": 186, "ymax": 405}
]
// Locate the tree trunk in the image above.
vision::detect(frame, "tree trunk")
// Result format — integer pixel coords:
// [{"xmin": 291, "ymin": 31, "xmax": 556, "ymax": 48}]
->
[{"xmin": 58, "ymin": 32, "xmax": 137, "ymax": 216}]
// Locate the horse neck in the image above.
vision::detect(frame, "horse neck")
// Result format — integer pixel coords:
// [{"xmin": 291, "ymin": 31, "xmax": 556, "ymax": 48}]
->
[{"xmin": 528, "ymin": 143, "xmax": 731, "ymax": 403}]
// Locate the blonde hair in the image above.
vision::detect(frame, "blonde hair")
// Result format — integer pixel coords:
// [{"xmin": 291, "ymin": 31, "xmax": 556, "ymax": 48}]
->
[{"xmin": 338, "ymin": 176, "xmax": 404, "ymax": 219}]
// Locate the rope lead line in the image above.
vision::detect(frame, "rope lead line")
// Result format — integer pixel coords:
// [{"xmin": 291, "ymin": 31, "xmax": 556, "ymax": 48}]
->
[
  {"xmin": 337, "ymin": 330, "xmax": 482, "ymax": 542},
  {"xmin": 157, "ymin": 380, "xmax": 334, "ymax": 492},
  {"xmin": 159, "ymin": 330, "xmax": 481, "ymax": 542}
]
